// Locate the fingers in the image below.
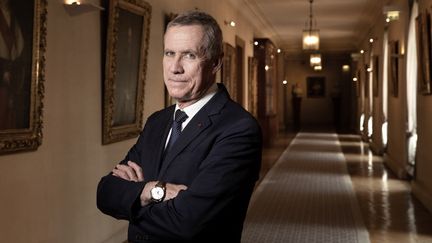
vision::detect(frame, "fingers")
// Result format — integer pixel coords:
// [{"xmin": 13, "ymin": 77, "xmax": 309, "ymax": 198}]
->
[
  {"xmin": 112, "ymin": 161, "xmax": 144, "ymax": 182},
  {"xmin": 164, "ymin": 183, "xmax": 188, "ymax": 201},
  {"xmin": 127, "ymin": 161, "xmax": 144, "ymax": 182}
]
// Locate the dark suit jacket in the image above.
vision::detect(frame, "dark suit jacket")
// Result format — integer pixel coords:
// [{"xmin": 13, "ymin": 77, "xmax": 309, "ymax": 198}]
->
[{"xmin": 97, "ymin": 84, "xmax": 262, "ymax": 242}]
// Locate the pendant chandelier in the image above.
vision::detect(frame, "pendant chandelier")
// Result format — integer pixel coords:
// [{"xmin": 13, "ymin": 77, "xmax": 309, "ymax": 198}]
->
[{"xmin": 302, "ymin": 0, "xmax": 319, "ymax": 50}]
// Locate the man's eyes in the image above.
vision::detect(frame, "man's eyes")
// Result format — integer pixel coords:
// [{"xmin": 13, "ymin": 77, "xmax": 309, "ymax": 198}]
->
[
  {"xmin": 164, "ymin": 51, "xmax": 175, "ymax": 57},
  {"xmin": 164, "ymin": 51, "xmax": 197, "ymax": 59},
  {"xmin": 184, "ymin": 53, "xmax": 196, "ymax": 59}
]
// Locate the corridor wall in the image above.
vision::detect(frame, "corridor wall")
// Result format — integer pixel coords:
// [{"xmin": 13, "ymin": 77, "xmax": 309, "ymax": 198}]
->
[
  {"xmin": 357, "ymin": 0, "xmax": 432, "ymax": 214},
  {"xmin": 0, "ymin": 1, "xmax": 264, "ymax": 242},
  {"xmin": 412, "ymin": 0, "xmax": 432, "ymax": 215}
]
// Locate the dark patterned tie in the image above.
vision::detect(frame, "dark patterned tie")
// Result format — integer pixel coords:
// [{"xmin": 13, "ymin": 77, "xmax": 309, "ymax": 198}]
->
[{"xmin": 166, "ymin": 109, "xmax": 188, "ymax": 152}]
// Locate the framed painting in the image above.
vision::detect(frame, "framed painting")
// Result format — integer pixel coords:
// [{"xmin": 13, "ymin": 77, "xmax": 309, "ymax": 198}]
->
[
  {"xmin": 306, "ymin": 76, "xmax": 325, "ymax": 98},
  {"xmin": 373, "ymin": 56, "xmax": 379, "ymax": 97},
  {"xmin": 103, "ymin": 0, "xmax": 151, "ymax": 144},
  {"xmin": 222, "ymin": 42, "xmax": 237, "ymax": 101},
  {"xmin": 416, "ymin": 11, "xmax": 432, "ymax": 95},
  {"xmin": 247, "ymin": 56, "xmax": 258, "ymax": 118},
  {"xmin": 355, "ymin": 70, "xmax": 361, "ymax": 97},
  {"xmin": 0, "ymin": 0, "xmax": 47, "ymax": 154},
  {"xmin": 389, "ymin": 40, "xmax": 399, "ymax": 97},
  {"xmin": 364, "ymin": 64, "xmax": 370, "ymax": 98}
]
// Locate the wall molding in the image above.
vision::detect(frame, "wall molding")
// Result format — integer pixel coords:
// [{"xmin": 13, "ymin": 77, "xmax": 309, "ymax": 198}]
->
[
  {"xmin": 412, "ymin": 181, "xmax": 432, "ymax": 215},
  {"xmin": 383, "ymin": 153, "xmax": 408, "ymax": 179}
]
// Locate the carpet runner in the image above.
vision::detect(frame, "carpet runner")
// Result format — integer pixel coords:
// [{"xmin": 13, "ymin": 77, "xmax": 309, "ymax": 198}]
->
[{"xmin": 242, "ymin": 132, "xmax": 370, "ymax": 243}]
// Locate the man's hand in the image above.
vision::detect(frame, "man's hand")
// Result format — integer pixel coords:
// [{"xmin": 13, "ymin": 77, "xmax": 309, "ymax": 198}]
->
[
  {"xmin": 112, "ymin": 161, "xmax": 144, "ymax": 182},
  {"xmin": 140, "ymin": 181, "xmax": 188, "ymax": 206}
]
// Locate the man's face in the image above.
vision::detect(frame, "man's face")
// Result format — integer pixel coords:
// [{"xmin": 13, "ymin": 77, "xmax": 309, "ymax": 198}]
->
[{"xmin": 163, "ymin": 25, "xmax": 216, "ymax": 106}]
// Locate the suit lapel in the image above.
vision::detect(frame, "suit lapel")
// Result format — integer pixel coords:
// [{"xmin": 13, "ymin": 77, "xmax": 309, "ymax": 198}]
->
[
  {"xmin": 158, "ymin": 84, "xmax": 230, "ymax": 177},
  {"xmin": 153, "ymin": 106, "xmax": 175, "ymax": 173}
]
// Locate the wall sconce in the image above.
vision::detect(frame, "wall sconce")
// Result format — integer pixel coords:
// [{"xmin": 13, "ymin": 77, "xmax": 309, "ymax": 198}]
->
[
  {"xmin": 351, "ymin": 53, "xmax": 361, "ymax": 61},
  {"xmin": 342, "ymin": 65, "xmax": 350, "ymax": 72},
  {"xmin": 383, "ymin": 5, "xmax": 401, "ymax": 22},
  {"xmin": 253, "ymin": 41, "xmax": 259, "ymax": 46},
  {"xmin": 277, "ymin": 48, "xmax": 281, "ymax": 53},
  {"xmin": 63, "ymin": 0, "xmax": 104, "ymax": 15},
  {"xmin": 224, "ymin": 20, "xmax": 236, "ymax": 27},
  {"xmin": 353, "ymin": 77, "xmax": 358, "ymax": 82}
]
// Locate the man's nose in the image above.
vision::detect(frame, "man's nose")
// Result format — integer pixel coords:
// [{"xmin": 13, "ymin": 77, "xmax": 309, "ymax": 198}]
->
[{"xmin": 170, "ymin": 57, "xmax": 184, "ymax": 74}]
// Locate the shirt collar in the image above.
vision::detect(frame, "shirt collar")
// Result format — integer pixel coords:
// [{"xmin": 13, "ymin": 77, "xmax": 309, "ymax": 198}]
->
[{"xmin": 174, "ymin": 83, "xmax": 218, "ymax": 123}]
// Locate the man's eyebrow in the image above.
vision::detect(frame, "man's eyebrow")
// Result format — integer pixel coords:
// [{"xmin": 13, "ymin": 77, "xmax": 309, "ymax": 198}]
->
[{"xmin": 183, "ymin": 49, "xmax": 200, "ymax": 54}]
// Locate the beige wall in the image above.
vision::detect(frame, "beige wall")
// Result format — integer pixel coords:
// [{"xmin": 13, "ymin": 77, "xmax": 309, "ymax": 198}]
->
[
  {"xmin": 384, "ymin": 0, "xmax": 409, "ymax": 177},
  {"xmin": 0, "ymin": 1, "xmax": 260, "ymax": 242},
  {"xmin": 356, "ymin": 0, "xmax": 432, "ymax": 214},
  {"xmin": 413, "ymin": 0, "xmax": 432, "ymax": 215},
  {"xmin": 356, "ymin": 0, "xmax": 409, "ymax": 176}
]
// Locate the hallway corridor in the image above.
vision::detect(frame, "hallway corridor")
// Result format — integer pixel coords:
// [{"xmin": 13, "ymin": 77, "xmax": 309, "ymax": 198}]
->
[{"xmin": 242, "ymin": 129, "xmax": 432, "ymax": 243}]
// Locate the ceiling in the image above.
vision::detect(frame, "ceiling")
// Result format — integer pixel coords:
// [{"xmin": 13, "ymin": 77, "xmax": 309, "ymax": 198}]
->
[{"xmin": 230, "ymin": 0, "xmax": 385, "ymax": 54}]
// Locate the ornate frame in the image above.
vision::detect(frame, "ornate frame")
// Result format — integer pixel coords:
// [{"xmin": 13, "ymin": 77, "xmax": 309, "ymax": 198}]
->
[
  {"xmin": 373, "ymin": 55, "xmax": 379, "ymax": 97},
  {"xmin": 306, "ymin": 76, "xmax": 326, "ymax": 98},
  {"xmin": 222, "ymin": 42, "xmax": 237, "ymax": 101},
  {"xmin": 247, "ymin": 56, "xmax": 258, "ymax": 118},
  {"xmin": 103, "ymin": 0, "xmax": 151, "ymax": 144},
  {"xmin": 416, "ymin": 11, "xmax": 432, "ymax": 95},
  {"xmin": 0, "ymin": 0, "xmax": 47, "ymax": 154},
  {"xmin": 389, "ymin": 40, "xmax": 399, "ymax": 98}
]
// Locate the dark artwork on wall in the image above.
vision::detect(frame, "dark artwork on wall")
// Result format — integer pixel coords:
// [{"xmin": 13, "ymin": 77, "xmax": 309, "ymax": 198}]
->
[
  {"xmin": 222, "ymin": 42, "xmax": 237, "ymax": 101},
  {"xmin": 416, "ymin": 11, "xmax": 432, "ymax": 95},
  {"xmin": 0, "ymin": 0, "xmax": 47, "ymax": 155},
  {"xmin": 389, "ymin": 40, "xmax": 399, "ymax": 98},
  {"xmin": 373, "ymin": 55, "xmax": 379, "ymax": 97},
  {"xmin": 307, "ymin": 76, "xmax": 326, "ymax": 98},
  {"xmin": 364, "ymin": 64, "xmax": 369, "ymax": 98},
  {"xmin": 102, "ymin": 0, "xmax": 151, "ymax": 144}
]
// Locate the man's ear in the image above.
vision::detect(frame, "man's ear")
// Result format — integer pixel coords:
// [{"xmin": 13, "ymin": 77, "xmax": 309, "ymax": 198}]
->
[{"xmin": 212, "ymin": 54, "xmax": 224, "ymax": 74}]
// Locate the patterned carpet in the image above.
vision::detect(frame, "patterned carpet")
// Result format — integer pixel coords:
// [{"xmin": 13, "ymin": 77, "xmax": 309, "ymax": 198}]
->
[{"xmin": 242, "ymin": 132, "xmax": 370, "ymax": 243}]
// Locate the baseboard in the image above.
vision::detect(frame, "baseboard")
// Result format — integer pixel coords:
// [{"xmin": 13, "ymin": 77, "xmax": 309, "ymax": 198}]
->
[
  {"xmin": 369, "ymin": 140, "xmax": 384, "ymax": 155},
  {"xmin": 412, "ymin": 181, "xmax": 432, "ymax": 215},
  {"xmin": 383, "ymin": 153, "xmax": 409, "ymax": 179}
]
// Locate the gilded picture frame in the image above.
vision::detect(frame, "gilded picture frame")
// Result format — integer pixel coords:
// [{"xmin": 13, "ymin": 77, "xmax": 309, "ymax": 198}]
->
[
  {"xmin": 389, "ymin": 40, "xmax": 399, "ymax": 98},
  {"xmin": 373, "ymin": 55, "xmax": 379, "ymax": 97},
  {"xmin": 0, "ymin": 0, "xmax": 47, "ymax": 155},
  {"xmin": 247, "ymin": 56, "xmax": 258, "ymax": 118},
  {"xmin": 103, "ymin": 0, "xmax": 151, "ymax": 144},
  {"xmin": 416, "ymin": 11, "xmax": 432, "ymax": 95},
  {"xmin": 306, "ymin": 76, "xmax": 326, "ymax": 98},
  {"xmin": 222, "ymin": 42, "xmax": 237, "ymax": 101}
]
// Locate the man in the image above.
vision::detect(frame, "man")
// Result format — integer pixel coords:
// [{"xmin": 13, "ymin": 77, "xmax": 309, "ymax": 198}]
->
[{"xmin": 97, "ymin": 10, "xmax": 262, "ymax": 242}]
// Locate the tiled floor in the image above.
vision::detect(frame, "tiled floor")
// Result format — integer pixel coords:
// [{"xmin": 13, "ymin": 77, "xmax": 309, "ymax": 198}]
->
[
  {"xmin": 339, "ymin": 134, "xmax": 432, "ymax": 243},
  {"xmin": 260, "ymin": 130, "xmax": 432, "ymax": 243}
]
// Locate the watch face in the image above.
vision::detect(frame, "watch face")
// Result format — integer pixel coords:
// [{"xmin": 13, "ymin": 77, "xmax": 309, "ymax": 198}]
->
[{"xmin": 151, "ymin": 187, "xmax": 164, "ymax": 200}]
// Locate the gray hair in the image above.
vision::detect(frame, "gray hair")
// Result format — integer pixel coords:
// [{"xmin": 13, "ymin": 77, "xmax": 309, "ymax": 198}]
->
[{"xmin": 167, "ymin": 11, "xmax": 223, "ymax": 63}]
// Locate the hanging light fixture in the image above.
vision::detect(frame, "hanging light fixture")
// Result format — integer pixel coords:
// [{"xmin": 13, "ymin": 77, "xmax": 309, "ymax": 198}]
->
[
  {"xmin": 302, "ymin": 0, "xmax": 319, "ymax": 50},
  {"xmin": 310, "ymin": 53, "xmax": 321, "ymax": 66}
]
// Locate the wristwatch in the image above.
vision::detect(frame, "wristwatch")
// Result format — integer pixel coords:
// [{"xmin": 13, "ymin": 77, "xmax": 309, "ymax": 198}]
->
[{"xmin": 150, "ymin": 181, "xmax": 166, "ymax": 203}]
